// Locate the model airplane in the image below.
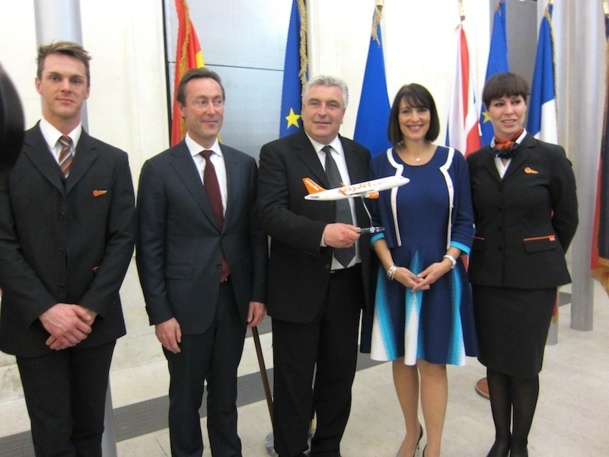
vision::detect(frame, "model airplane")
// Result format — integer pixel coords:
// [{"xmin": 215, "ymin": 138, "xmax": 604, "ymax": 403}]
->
[{"xmin": 303, "ymin": 175, "xmax": 409, "ymax": 201}]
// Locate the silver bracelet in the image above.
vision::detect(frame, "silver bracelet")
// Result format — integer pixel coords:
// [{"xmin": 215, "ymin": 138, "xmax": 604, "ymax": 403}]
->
[
  {"xmin": 443, "ymin": 254, "xmax": 457, "ymax": 269},
  {"xmin": 386, "ymin": 265, "xmax": 398, "ymax": 281}
]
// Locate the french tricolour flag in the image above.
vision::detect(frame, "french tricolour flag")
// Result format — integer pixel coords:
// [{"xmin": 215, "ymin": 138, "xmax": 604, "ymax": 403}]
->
[{"xmin": 527, "ymin": 4, "xmax": 557, "ymax": 143}]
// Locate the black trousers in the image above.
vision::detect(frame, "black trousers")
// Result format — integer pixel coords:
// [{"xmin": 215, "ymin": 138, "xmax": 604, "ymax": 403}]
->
[
  {"xmin": 16, "ymin": 340, "xmax": 116, "ymax": 457},
  {"xmin": 272, "ymin": 265, "xmax": 364, "ymax": 457},
  {"xmin": 164, "ymin": 280, "xmax": 246, "ymax": 457}
]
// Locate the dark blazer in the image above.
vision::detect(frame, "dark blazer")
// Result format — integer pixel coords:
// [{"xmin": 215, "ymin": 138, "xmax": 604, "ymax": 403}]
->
[
  {"xmin": 136, "ymin": 141, "xmax": 267, "ymax": 334},
  {"xmin": 258, "ymin": 130, "xmax": 373, "ymax": 322},
  {"xmin": 0, "ymin": 123, "xmax": 136, "ymax": 357},
  {"xmin": 467, "ymin": 134, "xmax": 578, "ymax": 289}
]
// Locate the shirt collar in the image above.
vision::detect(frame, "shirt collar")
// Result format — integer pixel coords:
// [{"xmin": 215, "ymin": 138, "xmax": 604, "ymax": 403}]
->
[
  {"xmin": 306, "ymin": 133, "xmax": 343, "ymax": 155},
  {"xmin": 490, "ymin": 128, "xmax": 528, "ymax": 148},
  {"xmin": 39, "ymin": 118, "xmax": 82, "ymax": 151},
  {"xmin": 185, "ymin": 133, "xmax": 222, "ymax": 158}
]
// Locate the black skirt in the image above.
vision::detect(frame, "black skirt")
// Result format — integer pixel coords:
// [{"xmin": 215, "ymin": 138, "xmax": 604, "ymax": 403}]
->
[{"xmin": 472, "ymin": 285, "xmax": 556, "ymax": 378}]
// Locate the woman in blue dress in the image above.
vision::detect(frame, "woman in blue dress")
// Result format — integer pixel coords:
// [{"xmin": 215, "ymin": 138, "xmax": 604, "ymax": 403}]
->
[{"xmin": 367, "ymin": 84, "xmax": 478, "ymax": 457}]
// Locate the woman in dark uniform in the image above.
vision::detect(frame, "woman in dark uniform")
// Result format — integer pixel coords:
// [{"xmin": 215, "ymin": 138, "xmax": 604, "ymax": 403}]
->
[{"xmin": 467, "ymin": 72, "xmax": 578, "ymax": 457}]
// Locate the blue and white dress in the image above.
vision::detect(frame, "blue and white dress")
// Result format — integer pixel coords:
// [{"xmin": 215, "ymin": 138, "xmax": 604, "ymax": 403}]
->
[{"xmin": 369, "ymin": 146, "xmax": 478, "ymax": 366}]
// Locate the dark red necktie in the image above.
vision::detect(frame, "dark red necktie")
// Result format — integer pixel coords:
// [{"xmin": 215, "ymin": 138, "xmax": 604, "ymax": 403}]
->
[{"xmin": 201, "ymin": 150, "xmax": 230, "ymax": 282}]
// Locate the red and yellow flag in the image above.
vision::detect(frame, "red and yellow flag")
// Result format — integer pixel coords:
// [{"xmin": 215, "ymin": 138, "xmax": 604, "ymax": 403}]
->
[{"xmin": 171, "ymin": 0, "xmax": 204, "ymax": 146}]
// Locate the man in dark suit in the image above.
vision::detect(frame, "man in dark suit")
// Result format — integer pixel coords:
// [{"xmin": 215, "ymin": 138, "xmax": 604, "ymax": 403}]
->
[
  {"xmin": 0, "ymin": 41, "xmax": 136, "ymax": 456},
  {"xmin": 258, "ymin": 75, "xmax": 372, "ymax": 457},
  {"xmin": 136, "ymin": 68, "xmax": 267, "ymax": 457}
]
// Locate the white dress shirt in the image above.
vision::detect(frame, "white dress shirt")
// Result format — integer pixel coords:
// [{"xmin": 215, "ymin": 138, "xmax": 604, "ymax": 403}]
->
[
  {"xmin": 39, "ymin": 117, "xmax": 82, "ymax": 164},
  {"xmin": 185, "ymin": 134, "xmax": 228, "ymax": 213}
]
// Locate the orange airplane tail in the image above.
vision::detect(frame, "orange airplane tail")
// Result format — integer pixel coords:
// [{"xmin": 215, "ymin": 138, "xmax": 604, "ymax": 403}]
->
[{"xmin": 302, "ymin": 177, "xmax": 326, "ymax": 194}]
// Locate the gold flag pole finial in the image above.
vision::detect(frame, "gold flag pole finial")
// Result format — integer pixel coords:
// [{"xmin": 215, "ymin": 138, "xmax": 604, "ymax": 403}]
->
[
  {"xmin": 371, "ymin": 0, "xmax": 384, "ymax": 44},
  {"xmin": 458, "ymin": 0, "xmax": 465, "ymax": 21}
]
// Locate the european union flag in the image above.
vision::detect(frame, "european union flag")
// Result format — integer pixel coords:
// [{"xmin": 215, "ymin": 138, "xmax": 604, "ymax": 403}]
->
[
  {"xmin": 279, "ymin": 0, "xmax": 305, "ymax": 137},
  {"xmin": 527, "ymin": 4, "xmax": 557, "ymax": 143},
  {"xmin": 480, "ymin": 1, "xmax": 509, "ymax": 146},
  {"xmin": 353, "ymin": 7, "xmax": 391, "ymax": 156}
]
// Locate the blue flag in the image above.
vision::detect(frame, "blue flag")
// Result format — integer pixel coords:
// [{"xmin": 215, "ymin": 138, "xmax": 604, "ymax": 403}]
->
[
  {"xmin": 353, "ymin": 8, "xmax": 391, "ymax": 156},
  {"xmin": 527, "ymin": 4, "xmax": 557, "ymax": 143},
  {"xmin": 279, "ymin": 0, "xmax": 305, "ymax": 137},
  {"xmin": 480, "ymin": 1, "xmax": 509, "ymax": 146}
]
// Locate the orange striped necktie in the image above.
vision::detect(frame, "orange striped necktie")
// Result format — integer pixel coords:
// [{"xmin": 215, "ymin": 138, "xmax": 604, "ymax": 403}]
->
[{"xmin": 58, "ymin": 135, "xmax": 73, "ymax": 178}]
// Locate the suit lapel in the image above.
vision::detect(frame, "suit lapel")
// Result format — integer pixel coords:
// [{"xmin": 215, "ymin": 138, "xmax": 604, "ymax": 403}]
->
[
  {"xmin": 222, "ymin": 145, "xmax": 240, "ymax": 228},
  {"xmin": 169, "ymin": 143, "xmax": 219, "ymax": 229},
  {"xmin": 503, "ymin": 134, "xmax": 536, "ymax": 181},
  {"xmin": 340, "ymin": 136, "xmax": 369, "ymax": 226},
  {"xmin": 294, "ymin": 131, "xmax": 330, "ymax": 188},
  {"xmin": 22, "ymin": 126, "xmax": 65, "ymax": 194},
  {"xmin": 477, "ymin": 146, "xmax": 503, "ymax": 183},
  {"xmin": 341, "ymin": 136, "xmax": 367, "ymax": 184},
  {"xmin": 65, "ymin": 130, "xmax": 99, "ymax": 194}
]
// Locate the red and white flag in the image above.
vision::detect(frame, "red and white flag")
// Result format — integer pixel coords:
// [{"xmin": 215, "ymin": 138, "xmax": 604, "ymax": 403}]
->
[{"xmin": 447, "ymin": 23, "xmax": 481, "ymax": 156}]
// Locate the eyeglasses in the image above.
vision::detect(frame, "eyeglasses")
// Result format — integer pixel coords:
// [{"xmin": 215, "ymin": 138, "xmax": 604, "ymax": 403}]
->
[{"xmin": 190, "ymin": 98, "xmax": 224, "ymax": 109}]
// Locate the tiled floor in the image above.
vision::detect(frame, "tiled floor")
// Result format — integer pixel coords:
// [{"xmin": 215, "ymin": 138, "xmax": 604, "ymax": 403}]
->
[{"xmin": 1, "ymin": 282, "xmax": 608, "ymax": 456}]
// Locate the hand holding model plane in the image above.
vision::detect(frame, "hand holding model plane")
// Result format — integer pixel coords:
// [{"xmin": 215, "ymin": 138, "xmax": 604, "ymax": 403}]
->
[{"xmin": 302, "ymin": 175, "xmax": 409, "ymax": 237}]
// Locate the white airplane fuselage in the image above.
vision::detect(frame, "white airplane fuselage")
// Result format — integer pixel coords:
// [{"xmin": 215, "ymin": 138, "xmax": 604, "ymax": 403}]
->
[{"xmin": 304, "ymin": 175, "xmax": 409, "ymax": 201}]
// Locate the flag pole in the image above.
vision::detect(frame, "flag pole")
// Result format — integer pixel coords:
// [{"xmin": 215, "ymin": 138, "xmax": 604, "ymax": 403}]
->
[{"xmin": 458, "ymin": 0, "xmax": 466, "ymax": 22}]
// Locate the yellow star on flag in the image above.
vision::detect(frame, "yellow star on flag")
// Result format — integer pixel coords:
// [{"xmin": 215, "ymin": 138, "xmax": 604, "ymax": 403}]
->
[
  {"xmin": 285, "ymin": 108, "xmax": 301, "ymax": 129},
  {"xmin": 482, "ymin": 111, "xmax": 491, "ymax": 123}
]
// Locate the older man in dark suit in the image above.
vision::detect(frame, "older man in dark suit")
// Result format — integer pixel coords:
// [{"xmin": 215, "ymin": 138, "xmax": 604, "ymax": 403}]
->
[
  {"xmin": 0, "ymin": 41, "xmax": 136, "ymax": 456},
  {"xmin": 136, "ymin": 68, "xmax": 267, "ymax": 457},
  {"xmin": 258, "ymin": 75, "xmax": 373, "ymax": 457}
]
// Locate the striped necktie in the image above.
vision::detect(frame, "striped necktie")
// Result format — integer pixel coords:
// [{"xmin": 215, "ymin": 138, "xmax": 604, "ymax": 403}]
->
[{"xmin": 58, "ymin": 135, "xmax": 73, "ymax": 178}]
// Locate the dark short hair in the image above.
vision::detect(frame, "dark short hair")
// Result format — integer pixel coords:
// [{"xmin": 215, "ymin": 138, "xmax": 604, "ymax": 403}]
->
[
  {"xmin": 387, "ymin": 83, "xmax": 440, "ymax": 147},
  {"xmin": 482, "ymin": 72, "xmax": 529, "ymax": 109},
  {"xmin": 37, "ymin": 41, "xmax": 91, "ymax": 86},
  {"xmin": 176, "ymin": 68, "xmax": 225, "ymax": 106}
]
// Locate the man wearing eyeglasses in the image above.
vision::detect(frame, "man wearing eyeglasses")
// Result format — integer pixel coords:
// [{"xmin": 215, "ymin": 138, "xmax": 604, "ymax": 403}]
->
[{"xmin": 136, "ymin": 68, "xmax": 267, "ymax": 457}]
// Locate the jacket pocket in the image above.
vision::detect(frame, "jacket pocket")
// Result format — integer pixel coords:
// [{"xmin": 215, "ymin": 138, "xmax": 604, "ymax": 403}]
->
[
  {"xmin": 523, "ymin": 235, "xmax": 558, "ymax": 253},
  {"xmin": 472, "ymin": 236, "xmax": 485, "ymax": 251},
  {"xmin": 165, "ymin": 264, "xmax": 193, "ymax": 280}
]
